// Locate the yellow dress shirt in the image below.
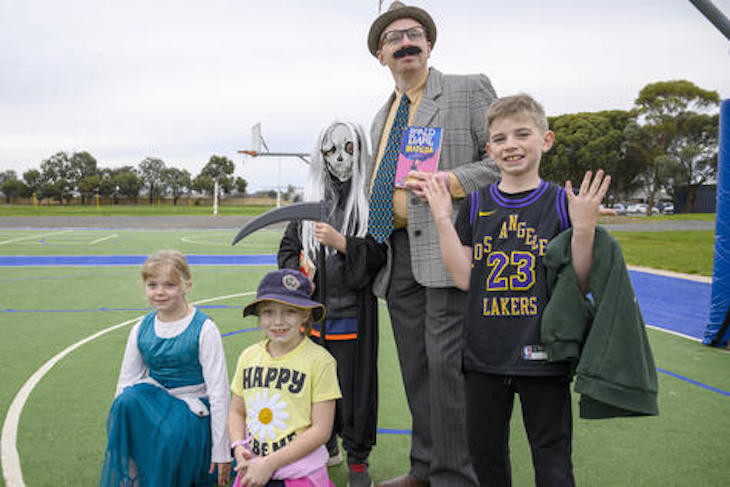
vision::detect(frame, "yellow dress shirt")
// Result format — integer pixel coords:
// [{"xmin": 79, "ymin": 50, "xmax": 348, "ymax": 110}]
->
[{"xmin": 372, "ymin": 70, "xmax": 465, "ymax": 229}]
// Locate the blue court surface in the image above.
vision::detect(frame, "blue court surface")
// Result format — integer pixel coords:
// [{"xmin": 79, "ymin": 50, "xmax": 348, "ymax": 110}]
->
[
  {"xmin": 630, "ymin": 269, "xmax": 710, "ymax": 340},
  {"xmin": 0, "ymin": 255, "xmax": 711, "ymax": 341},
  {"xmin": 0, "ymin": 254, "xmax": 276, "ymax": 267}
]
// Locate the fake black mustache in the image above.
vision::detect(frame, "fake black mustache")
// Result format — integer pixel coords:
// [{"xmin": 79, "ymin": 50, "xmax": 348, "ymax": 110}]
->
[{"xmin": 393, "ymin": 45, "xmax": 422, "ymax": 58}]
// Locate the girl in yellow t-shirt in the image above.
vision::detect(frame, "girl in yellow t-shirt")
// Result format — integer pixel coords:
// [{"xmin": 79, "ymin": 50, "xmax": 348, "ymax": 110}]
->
[{"xmin": 229, "ymin": 269, "xmax": 341, "ymax": 487}]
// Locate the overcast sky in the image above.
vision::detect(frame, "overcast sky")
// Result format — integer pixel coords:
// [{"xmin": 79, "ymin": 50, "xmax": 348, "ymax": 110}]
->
[{"xmin": 1, "ymin": 0, "xmax": 729, "ymax": 191}]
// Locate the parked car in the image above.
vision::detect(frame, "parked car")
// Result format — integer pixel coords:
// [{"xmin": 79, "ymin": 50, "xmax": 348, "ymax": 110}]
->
[
  {"xmin": 599, "ymin": 204, "xmax": 616, "ymax": 216},
  {"xmin": 612, "ymin": 203, "xmax": 627, "ymax": 215},
  {"xmin": 662, "ymin": 203, "xmax": 674, "ymax": 214},
  {"xmin": 627, "ymin": 203, "xmax": 648, "ymax": 215}
]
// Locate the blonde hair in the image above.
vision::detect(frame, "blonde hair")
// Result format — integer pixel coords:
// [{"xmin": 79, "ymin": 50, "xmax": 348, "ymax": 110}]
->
[
  {"xmin": 141, "ymin": 250, "xmax": 192, "ymax": 285},
  {"xmin": 485, "ymin": 93, "xmax": 549, "ymax": 138}
]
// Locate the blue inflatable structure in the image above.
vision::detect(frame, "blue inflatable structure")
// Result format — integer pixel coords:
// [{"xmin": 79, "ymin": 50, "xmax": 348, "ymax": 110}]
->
[{"xmin": 704, "ymin": 99, "xmax": 730, "ymax": 347}]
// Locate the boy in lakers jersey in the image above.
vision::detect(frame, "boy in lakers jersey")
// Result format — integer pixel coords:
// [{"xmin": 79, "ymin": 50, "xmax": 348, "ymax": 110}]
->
[{"xmin": 422, "ymin": 93, "xmax": 610, "ymax": 486}]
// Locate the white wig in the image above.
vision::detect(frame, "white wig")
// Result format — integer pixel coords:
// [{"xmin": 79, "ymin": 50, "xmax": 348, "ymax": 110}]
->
[{"xmin": 301, "ymin": 121, "xmax": 371, "ymax": 261}]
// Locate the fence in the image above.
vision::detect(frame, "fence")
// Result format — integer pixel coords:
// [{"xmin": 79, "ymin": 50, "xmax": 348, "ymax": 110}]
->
[{"xmin": 0, "ymin": 196, "xmax": 280, "ymax": 207}]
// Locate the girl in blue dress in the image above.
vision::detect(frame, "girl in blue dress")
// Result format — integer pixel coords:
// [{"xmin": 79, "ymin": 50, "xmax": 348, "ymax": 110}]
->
[{"xmin": 100, "ymin": 250, "xmax": 232, "ymax": 486}]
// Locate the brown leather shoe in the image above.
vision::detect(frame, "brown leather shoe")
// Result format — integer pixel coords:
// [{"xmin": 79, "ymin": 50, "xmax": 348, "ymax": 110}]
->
[{"xmin": 378, "ymin": 473, "xmax": 430, "ymax": 487}]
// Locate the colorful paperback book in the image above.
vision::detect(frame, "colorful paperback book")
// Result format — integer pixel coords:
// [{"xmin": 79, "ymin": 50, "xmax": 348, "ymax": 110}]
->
[{"xmin": 394, "ymin": 126, "xmax": 443, "ymax": 188}]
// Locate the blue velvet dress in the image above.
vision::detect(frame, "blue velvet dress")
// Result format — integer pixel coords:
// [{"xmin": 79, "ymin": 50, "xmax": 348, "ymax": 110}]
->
[{"xmin": 100, "ymin": 310, "xmax": 218, "ymax": 486}]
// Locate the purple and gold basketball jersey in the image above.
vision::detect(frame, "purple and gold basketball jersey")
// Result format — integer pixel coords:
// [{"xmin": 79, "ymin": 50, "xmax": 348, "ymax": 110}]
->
[{"xmin": 455, "ymin": 180, "xmax": 571, "ymax": 376}]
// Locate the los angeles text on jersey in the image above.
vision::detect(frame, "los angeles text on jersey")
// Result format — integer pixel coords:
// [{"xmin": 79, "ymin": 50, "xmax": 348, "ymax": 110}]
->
[{"xmin": 473, "ymin": 214, "xmax": 550, "ymax": 257}]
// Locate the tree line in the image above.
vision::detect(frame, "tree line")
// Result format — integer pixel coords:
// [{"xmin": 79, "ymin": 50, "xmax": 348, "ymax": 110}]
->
[
  {"xmin": 1, "ymin": 80, "xmax": 721, "ymax": 212},
  {"xmin": 0, "ymin": 154, "xmax": 246, "ymax": 205},
  {"xmin": 541, "ymin": 79, "xmax": 719, "ymax": 214}
]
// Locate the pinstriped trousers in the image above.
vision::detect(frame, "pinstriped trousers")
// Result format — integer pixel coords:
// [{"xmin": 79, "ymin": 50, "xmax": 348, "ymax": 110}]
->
[{"xmin": 386, "ymin": 230, "xmax": 478, "ymax": 486}]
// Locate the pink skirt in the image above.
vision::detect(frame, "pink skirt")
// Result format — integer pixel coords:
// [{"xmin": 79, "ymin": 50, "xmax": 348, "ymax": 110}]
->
[
  {"xmin": 232, "ymin": 466, "xmax": 333, "ymax": 487},
  {"xmin": 232, "ymin": 444, "xmax": 333, "ymax": 487}
]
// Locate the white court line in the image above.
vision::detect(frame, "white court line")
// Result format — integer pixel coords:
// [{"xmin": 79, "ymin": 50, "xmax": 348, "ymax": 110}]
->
[
  {"xmin": 90, "ymin": 234, "xmax": 118, "ymax": 245},
  {"xmin": 646, "ymin": 324, "xmax": 730, "ymax": 354},
  {"xmin": 627, "ymin": 265, "xmax": 711, "ymax": 284},
  {"xmin": 646, "ymin": 324, "xmax": 701, "ymax": 342},
  {"xmin": 180, "ymin": 235, "xmax": 232, "ymax": 247},
  {"xmin": 180, "ymin": 230, "xmax": 279, "ymax": 247},
  {"xmin": 1, "ymin": 291, "xmax": 253, "ymax": 487},
  {"xmin": 0, "ymin": 230, "xmax": 72, "ymax": 246}
]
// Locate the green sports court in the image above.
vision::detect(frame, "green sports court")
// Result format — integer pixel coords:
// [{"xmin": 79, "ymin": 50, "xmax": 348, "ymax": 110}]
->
[{"xmin": 0, "ymin": 219, "xmax": 728, "ymax": 486}]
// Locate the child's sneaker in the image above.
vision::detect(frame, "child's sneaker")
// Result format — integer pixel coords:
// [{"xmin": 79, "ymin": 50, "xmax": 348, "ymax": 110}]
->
[
  {"xmin": 327, "ymin": 448, "xmax": 343, "ymax": 467},
  {"xmin": 347, "ymin": 463, "xmax": 373, "ymax": 487},
  {"xmin": 326, "ymin": 436, "xmax": 343, "ymax": 466}
]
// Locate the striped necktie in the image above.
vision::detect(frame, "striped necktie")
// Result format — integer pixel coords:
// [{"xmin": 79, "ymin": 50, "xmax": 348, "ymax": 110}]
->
[{"xmin": 368, "ymin": 94, "xmax": 410, "ymax": 242}]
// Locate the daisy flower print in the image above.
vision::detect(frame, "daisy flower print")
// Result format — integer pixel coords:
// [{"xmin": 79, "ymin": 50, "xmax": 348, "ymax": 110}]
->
[{"xmin": 247, "ymin": 389, "xmax": 290, "ymax": 441}]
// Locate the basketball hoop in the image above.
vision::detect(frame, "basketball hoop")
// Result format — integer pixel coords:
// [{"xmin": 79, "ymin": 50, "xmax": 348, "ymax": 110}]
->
[{"xmin": 237, "ymin": 123, "xmax": 309, "ymax": 162}]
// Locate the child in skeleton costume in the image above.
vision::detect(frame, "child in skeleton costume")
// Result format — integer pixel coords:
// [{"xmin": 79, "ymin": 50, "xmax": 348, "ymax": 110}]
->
[{"xmin": 278, "ymin": 121, "xmax": 386, "ymax": 487}]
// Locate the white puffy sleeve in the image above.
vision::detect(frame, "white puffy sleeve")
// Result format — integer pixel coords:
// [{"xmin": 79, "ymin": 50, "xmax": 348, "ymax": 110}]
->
[
  {"xmin": 114, "ymin": 321, "xmax": 147, "ymax": 397},
  {"xmin": 199, "ymin": 319, "xmax": 232, "ymax": 463}
]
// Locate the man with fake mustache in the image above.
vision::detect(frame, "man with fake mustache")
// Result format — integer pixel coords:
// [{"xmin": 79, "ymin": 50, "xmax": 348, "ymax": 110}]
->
[{"xmin": 365, "ymin": 2, "xmax": 499, "ymax": 487}]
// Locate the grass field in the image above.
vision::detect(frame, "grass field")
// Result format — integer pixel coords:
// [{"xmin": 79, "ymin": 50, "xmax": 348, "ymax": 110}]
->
[
  {"xmin": 612, "ymin": 230, "xmax": 715, "ymax": 276},
  {"xmin": 0, "ymin": 204, "xmax": 274, "ymax": 217},
  {"xmin": 1, "ymin": 222, "xmax": 728, "ymax": 486},
  {"xmin": 0, "ymin": 203, "xmax": 716, "ymax": 221}
]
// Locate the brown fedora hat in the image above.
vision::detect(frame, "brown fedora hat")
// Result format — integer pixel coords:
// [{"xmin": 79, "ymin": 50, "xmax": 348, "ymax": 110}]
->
[{"xmin": 367, "ymin": 1, "xmax": 437, "ymax": 56}]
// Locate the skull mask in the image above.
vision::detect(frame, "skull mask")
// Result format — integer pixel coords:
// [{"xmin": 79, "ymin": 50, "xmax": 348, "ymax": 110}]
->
[{"xmin": 321, "ymin": 124, "xmax": 355, "ymax": 182}]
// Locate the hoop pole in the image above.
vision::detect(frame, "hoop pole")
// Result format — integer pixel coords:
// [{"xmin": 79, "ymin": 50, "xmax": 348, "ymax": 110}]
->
[{"xmin": 689, "ymin": 0, "xmax": 730, "ymax": 40}]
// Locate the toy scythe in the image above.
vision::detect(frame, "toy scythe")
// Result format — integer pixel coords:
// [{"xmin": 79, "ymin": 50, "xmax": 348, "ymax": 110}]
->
[{"xmin": 231, "ymin": 201, "xmax": 330, "ymax": 347}]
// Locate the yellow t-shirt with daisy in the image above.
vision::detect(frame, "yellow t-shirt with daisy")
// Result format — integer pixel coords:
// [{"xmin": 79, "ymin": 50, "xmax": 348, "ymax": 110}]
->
[{"xmin": 230, "ymin": 337, "xmax": 341, "ymax": 457}]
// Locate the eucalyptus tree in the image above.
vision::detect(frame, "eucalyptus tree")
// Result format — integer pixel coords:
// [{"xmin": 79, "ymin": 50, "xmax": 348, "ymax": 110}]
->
[
  {"xmin": 627, "ymin": 80, "xmax": 720, "ymax": 213},
  {"xmin": 69, "ymin": 151, "xmax": 99, "ymax": 204},
  {"xmin": 542, "ymin": 110, "xmax": 644, "ymax": 204},
  {"xmin": 23, "ymin": 169, "xmax": 42, "ymax": 200},
  {"xmin": 0, "ymin": 170, "xmax": 29, "ymax": 203},
  {"xmin": 139, "ymin": 157, "xmax": 166, "ymax": 204},
  {"xmin": 161, "ymin": 167, "xmax": 192, "ymax": 205},
  {"xmin": 40, "ymin": 152, "xmax": 73, "ymax": 204},
  {"xmin": 111, "ymin": 166, "xmax": 144, "ymax": 202},
  {"xmin": 200, "ymin": 155, "xmax": 235, "ymax": 194}
]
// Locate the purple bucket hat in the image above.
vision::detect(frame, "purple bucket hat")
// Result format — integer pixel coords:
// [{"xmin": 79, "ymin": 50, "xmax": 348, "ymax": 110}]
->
[{"xmin": 243, "ymin": 269, "xmax": 326, "ymax": 323}]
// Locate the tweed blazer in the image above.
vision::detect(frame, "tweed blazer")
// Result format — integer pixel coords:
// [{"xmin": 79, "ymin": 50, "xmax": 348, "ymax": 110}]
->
[{"xmin": 368, "ymin": 67, "xmax": 499, "ymax": 295}]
